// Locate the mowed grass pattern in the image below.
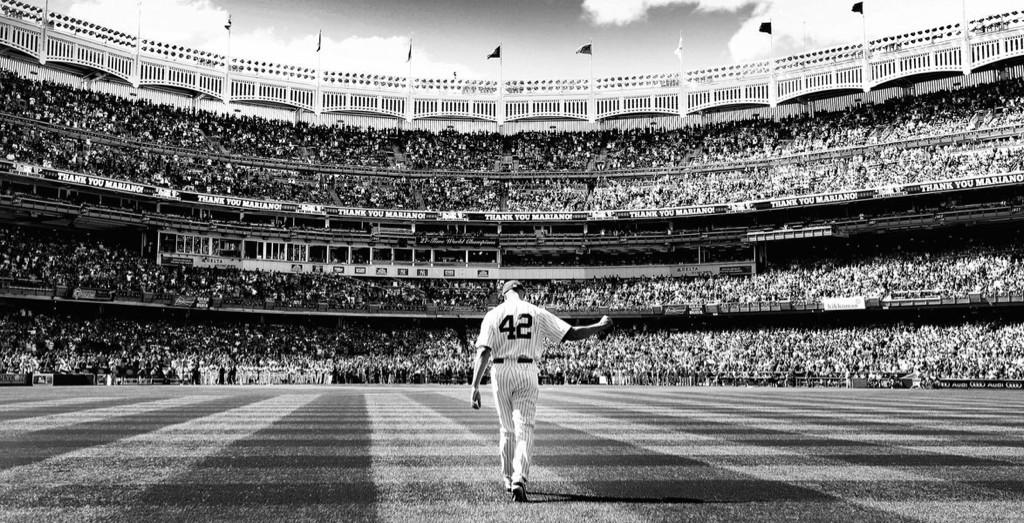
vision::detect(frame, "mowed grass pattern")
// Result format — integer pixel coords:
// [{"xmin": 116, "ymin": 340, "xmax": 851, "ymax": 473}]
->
[{"xmin": 1, "ymin": 386, "xmax": 1024, "ymax": 522}]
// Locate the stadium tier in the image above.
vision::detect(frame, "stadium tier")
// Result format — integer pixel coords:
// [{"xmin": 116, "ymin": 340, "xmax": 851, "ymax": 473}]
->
[
  {"xmin": 3, "ymin": 223, "xmax": 1024, "ymax": 314},
  {"xmin": 0, "ymin": 67, "xmax": 1022, "ymax": 223}
]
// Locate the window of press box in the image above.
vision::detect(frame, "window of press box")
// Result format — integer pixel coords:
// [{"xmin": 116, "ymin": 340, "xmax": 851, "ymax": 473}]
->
[
  {"xmin": 212, "ymin": 238, "xmax": 241, "ymax": 258},
  {"xmin": 434, "ymin": 250, "xmax": 465, "ymax": 265},
  {"xmin": 468, "ymin": 250, "xmax": 498, "ymax": 264},
  {"xmin": 286, "ymin": 244, "xmax": 308, "ymax": 262},
  {"xmin": 329, "ymin": 246, "xmax": 349, "ymax": 264},
  {"xmin": 309, "ymin": 245, "xmax": 327, "ymax": 263},
  {"xmin": 243, "ymin": 240, "xmax": 263, "ymax": 259},
  {"xmin": 394, "ymin": 249, "xmax": 413, "ymax": 263},
  {"xmin": 351, "ymin": 247, "xmax": 371, "ymax": 264},
  {"xmin": 176, "ymin": 235, "xmax": 207, "ymax": 255},
  {"xmin": 414, "ymin": 249, "xmax": 432, "ymax": 264},
  {"xmin": 266, "ymin": 242, "xmax": 287, "ymax": 261},
  {"xmin": 159, "ymin": 233, "xmax": 176, "ymax": 253},
  {"xmin": 372, "ymin": 247, "xmax": 393, "ymax": 262}
]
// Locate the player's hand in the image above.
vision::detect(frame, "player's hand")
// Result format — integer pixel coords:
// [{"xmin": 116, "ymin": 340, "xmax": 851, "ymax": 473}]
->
[
  {"xmin": 597, "ymin": 315, "xmax": 613, "ymax": 330},
  {"xmin": 470, "ymin": 387, "xmax": 481, "ymax": 410}
]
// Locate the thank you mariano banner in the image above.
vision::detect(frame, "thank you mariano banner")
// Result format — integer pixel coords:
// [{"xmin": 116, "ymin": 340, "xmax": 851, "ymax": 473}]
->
[{"xmin": 11, "ymin": 162, "xmax": 1023, "ymax": 224}]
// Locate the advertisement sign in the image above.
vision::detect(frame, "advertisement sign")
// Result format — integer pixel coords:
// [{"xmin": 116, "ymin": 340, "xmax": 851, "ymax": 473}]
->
[
  {"xmin": 72, "ymin": 289, "xmax": 96, "ymax": 300},
  {"xmin": 161, "ymin": 256, "xmax": 195, "ymax": 266},
  {"xmin": 0, "ymin": 373, "xmax": 30, "ymax": 386},
  {"xmin": 821, "ymin": 297, "xmax": 866, "ymax": 311}
]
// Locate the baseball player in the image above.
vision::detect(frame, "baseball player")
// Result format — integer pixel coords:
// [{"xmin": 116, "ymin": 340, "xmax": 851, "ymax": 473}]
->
[{"xmin": 470, "ymin": 280, "xmax": 612, "ymax": 502}]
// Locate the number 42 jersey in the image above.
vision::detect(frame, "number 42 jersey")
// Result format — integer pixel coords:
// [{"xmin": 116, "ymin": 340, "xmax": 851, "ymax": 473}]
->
[{"xmin": 476, "ymin": 294, "xmax": 572, "ymax": 361}]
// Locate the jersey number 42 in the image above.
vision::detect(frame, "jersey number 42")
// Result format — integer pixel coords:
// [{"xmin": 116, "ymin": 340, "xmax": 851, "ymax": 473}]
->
[{"xmin": 498, "ymin": 314, "xmax": 533, "ymax": 340}]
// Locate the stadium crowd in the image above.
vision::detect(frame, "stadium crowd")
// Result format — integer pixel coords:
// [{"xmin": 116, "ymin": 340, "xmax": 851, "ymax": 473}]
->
[
  {"xmin": 1, "ymin": 70, "xmax": 1024, "ymax": 214},
  {"xmin": 1, "ymin": 311, "xmax": 1022, "ymax": 386},
  {"xmin": 3, "ymin": 225, "xmax": 1024, "ymax": 312},
  {"xmin": 4, "ymin": 116, "xmax": 1023, "ymax": 212},
  {"xmin": 544, "ymin": 322, "xmax": 1024, "ymax": 386},
  {"xmin": 0, "ymin": 311, "xmax": 469, "ymax": 385},
  {"xmin": 4, "ymin": 70, "xmax": 1023, "ymax": 173}
]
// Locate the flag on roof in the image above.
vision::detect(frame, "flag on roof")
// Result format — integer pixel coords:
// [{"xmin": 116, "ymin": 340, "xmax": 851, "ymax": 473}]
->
[
  {"xmin": 576, "ymin": 42, "xmax": 592, "ymax": 55},
  {"xmin": 487, "ymin": 45, "xmax": 501, "ymax": 60},
  {"xmin": 758, "ymin": 21, "xmax": 772, "ymax": 34},
  {"xmin": 224, "ymin": 14, "xmax": 231, "ymax": 31},
  {"xmin": 852, "ymin": 2, "xmax": 864, "ymax": 14}
]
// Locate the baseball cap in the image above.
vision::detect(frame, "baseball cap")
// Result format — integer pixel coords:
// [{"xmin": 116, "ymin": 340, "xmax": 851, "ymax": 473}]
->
[{"xmin": 501, "ymin": 280, "xmax": 523, "ymax": 295}]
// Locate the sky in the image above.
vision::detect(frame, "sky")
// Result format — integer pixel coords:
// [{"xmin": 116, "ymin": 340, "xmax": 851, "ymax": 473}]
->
[{"xmin": 42, "ymin": 0, "xmax": 1024, "ymax": 81}]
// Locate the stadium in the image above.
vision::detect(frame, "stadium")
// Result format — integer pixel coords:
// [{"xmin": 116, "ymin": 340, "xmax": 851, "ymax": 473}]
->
[{"xmin": 2, "ymin": 0, "xmax": 1024, "ymax": 519}]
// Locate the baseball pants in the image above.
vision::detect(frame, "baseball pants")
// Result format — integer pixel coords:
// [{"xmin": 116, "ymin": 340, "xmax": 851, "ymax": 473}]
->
[{"xmin": 491, "ymin": 364, "xmax": 539, "ymax": 486}]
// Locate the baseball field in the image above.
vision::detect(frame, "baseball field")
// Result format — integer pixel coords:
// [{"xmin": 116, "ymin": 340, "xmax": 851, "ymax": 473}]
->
[{"xmin": 1, "ymin": 386, "xmax": 1023, "ymax": 522}]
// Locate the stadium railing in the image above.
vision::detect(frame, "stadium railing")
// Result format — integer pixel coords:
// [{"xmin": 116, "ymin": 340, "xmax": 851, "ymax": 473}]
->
[{"xmin": 6, "ymin": 285, "xmax": 1024, "ymax": 318}]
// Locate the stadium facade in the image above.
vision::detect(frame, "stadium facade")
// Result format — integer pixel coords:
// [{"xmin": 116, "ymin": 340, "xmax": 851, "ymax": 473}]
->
[{"xmin": 0, "ymin": 1, "xmax": 1022, "ymax": 128}]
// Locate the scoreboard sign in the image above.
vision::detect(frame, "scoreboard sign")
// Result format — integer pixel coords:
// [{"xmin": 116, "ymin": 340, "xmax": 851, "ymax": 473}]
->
[{"xmin": 32, "ymin": 373, "xmax": 54, "ymax": 386}]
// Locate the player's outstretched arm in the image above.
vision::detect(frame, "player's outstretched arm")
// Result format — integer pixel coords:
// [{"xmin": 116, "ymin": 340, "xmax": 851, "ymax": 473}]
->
[
  {"xmin": 561, "ymin": 315, "xmax": 613, "ymax": 342},
  {"xmin": 469, "ymin": 345, "xmax": 491, "ymax": 410}
]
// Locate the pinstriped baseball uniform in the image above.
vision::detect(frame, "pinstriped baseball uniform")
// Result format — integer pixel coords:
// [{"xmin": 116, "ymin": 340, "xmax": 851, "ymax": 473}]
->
[{"xmin": 476, "ymin": 293, "xmax": 571, "ymax": 487}]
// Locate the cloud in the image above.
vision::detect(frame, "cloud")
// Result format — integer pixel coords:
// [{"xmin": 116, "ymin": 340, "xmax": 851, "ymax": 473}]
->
[
  {"xmin": 64, "ymin": 0, "xmax": 476, "ymax": 79},
  {"xmin": 582, "ymin": 0, "xmax": 753, "ymax": 26},
  {"xmin": 583, "ymin": 0, "xmax": 1024, "ymax": 65}
]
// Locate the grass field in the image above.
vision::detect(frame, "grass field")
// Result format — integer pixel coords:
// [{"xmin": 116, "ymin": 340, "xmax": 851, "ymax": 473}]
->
[{"xmin": 1, "ymin": 386, "xmax": 1023, "ymax": 522}]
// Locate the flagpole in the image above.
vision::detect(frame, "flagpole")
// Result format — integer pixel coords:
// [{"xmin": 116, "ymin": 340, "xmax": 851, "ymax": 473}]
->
[
  {"xmin": 960, "ymin": 0, "xmax": 971, "ymax": 75},
  {"xmin": 133, "ymin": 0, "xmax": 142, "ymax": 87},
  {"xmin": 224, "ymin": 15, "xmax": 232, "ymax": 104},
  {"xmin": 39, "ymin": 0, "xmax": 49, "ymax": 64},
  {"xmin": 677, "ymin": 30, "xmax": 686, "ymax": 117},
  {"xmin": 315, "ymin": 30, "xmax": 322, "ymax": 115},
  {"xmin": 588, "ymin": 38, "xmax": 594, "ymax": 90},
  {"xmin": 860, "ymin": 5, "xmax": 869, "ymax": 92},
  {"xmin": 497, "ymin": 41, "xmax": 503, "ymax": 127},
  {"xmin": 861, "ymin": 9, "xmax": 867, "ymax": 56},
  {"xmin": 588, "ymin": 38, "xmax": 594, "ymax": 123},
  {"xmin": 768, "ymin": 20, "xmax": 776, "ymax": 107},
  {"xmin": 406, "ymin": 35, "xmax": 413, "ymax": 123}
]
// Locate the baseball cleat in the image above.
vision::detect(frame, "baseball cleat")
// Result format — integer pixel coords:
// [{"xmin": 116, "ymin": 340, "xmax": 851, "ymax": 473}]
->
[{"xmin": 511, "ymin": 482, "xmax": 528, "ymax": 502}]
